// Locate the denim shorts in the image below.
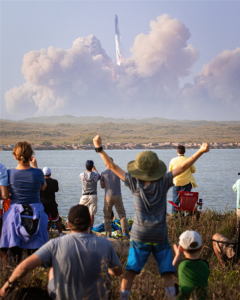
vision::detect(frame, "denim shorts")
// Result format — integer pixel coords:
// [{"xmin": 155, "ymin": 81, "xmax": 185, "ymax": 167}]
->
[{"xmin": 126, "ymin": 240, "xmax": 175, "ymax": 275}]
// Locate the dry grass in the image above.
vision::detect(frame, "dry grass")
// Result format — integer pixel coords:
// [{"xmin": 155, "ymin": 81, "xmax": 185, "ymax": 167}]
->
[
  {"xmin": 1, "ymin": 209, "xmax": 240, "ymax": 299},
  {"xmin": 1, "ymin": 120, "xmax": 240, "ymax": 145}
]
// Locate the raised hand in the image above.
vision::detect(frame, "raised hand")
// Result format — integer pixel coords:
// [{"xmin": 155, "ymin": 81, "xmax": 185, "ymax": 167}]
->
[
  {"xmin": 200, "ymin": 143, "xmax": 210, "ymax": 153},
  {"xmin": 93, "ymin": 135, "xmax": 102, "ymax": 148},
  {"xmin": 173, "ymin": 244, "xmax": 181, "ymax": 257},
  {"xmin": 30, "ymin": 156, "xmax": 38, "ymax": 168}
]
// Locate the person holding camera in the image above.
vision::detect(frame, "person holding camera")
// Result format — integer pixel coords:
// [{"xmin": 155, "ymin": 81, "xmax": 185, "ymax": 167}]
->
[
  {"xmin": 0, "ymin": 142, "xmax": 49, "ymax": 265},
  {"xmin": 79, "ymin": 160, "xmax": 100, "ymax": 228}
]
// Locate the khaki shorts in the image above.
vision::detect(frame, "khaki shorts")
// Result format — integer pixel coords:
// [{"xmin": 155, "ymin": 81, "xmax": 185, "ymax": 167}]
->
[
  {"xmin": 79, "ymin": 195, "xmax": 98, "ymax": 215},
  {"xmin": 214, "ymin": 234, "xmax": 235, "ymax": 259}
]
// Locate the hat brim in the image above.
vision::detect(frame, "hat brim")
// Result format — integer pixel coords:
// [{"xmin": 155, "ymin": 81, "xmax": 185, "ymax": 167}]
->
[{"xmin": 127, "ymin": 159, "xmax": 167, "ymax": 181}]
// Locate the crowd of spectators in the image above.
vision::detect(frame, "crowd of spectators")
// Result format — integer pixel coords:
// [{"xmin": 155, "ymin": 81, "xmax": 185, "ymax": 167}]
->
[{"xmin": 0, "ymin": 137, "xmax": 239, "ymax": 300}]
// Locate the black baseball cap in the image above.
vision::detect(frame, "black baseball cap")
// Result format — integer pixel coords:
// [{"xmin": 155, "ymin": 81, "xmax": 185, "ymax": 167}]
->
[
  {"xmin": 68, "ymin": 205, "xmax": 90, "ymax": 226},
  {"xmin": 86, "ymin": 160, "xmax": 94, "ymax": 168}
]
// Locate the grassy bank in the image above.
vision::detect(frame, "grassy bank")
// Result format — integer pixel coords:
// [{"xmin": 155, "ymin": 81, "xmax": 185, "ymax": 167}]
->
[
  {"xmin": 1, "ymin": 209, "xmax": 240, "ymax": 299},
  {"xmin": 1, "ymin": 120, "xmax": 240, "ymax": 145}
]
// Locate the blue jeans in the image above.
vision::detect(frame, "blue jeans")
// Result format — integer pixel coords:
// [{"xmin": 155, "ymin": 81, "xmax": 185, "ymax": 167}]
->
[{"xmin": 172, "ymin": 183, "xmax": 192, "ymax": 213}]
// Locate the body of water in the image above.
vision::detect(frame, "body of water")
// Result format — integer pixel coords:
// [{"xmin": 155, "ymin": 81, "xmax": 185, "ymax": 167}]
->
[{"xmin": 1, "ymin": 149, "xmax": 239, "ymax": 224}]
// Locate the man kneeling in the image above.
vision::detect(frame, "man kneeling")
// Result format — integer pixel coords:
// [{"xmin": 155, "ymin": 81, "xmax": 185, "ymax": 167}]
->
[{"xmin": 0, "ymin": 205, "xmax": 122, "ymax": 300}]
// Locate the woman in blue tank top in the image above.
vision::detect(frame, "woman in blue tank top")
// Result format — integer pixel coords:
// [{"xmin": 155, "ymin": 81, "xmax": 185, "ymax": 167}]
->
[{"xmin": 0, "ymin": 142, "xmax": 49, "ymax": 264}]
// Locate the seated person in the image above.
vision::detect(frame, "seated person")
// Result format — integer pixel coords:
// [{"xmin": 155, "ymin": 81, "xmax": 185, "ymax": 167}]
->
[
  {"xmin": 212, "ymin": 233, "xmax": 236, "ymax": 267},
  {"xmin": 212, "ymin": 178, "xmax": 240, "ymax": 267},
  {"xmin": 0, "ymin": 204, "xmax": 122, "ymax": 300},
  {"xmin": 92, "ymin": 211, "xmax": 128, "ymax": 235},
  {"xmin": 173, "ymin": 230, "xmax": 210, "ymax": 300}
]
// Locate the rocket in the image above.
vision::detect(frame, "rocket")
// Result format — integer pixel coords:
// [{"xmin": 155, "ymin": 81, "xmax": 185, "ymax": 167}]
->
[
  {"xmin": 115, "ymin": 15, "xmax": 123, "ymax": 65},
  {"xmin": 115, "ymin": 15, "xmax": 119, "ymax": 35}
]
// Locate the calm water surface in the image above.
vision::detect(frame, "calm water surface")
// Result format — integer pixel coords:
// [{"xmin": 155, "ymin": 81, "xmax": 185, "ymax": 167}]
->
[{"xmin": 1, "ymin": 149, "xmax": 239, "ymax": 224}]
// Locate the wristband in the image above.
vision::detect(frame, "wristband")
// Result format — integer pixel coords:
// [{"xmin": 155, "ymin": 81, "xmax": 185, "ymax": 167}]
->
[
  {"xmin": 95, "ymin": 146, "xmax": 103, "ymax": 153},
  {"xmin": 8, "ymin": 279, "xmax": 14, "ymax": 288}
]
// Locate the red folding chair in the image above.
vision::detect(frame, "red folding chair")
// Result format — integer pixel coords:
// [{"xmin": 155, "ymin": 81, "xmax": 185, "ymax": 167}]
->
[{"xmin": 168, "ymin": 191, "xmax": 203, "ymax": 212}]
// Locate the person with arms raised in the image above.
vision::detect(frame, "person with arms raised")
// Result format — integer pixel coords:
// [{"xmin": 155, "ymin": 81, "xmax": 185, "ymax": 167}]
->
[
  {"xmin": 93, "ymin": 135, "xmax": 209, "ymax": 300},
  {"xmin": 169, "ymin": 145, "xmax": 197, "ymax": 214},
  {"xmin": 79, "ymin": 160, "xmax": 100, "ymax": 228}
]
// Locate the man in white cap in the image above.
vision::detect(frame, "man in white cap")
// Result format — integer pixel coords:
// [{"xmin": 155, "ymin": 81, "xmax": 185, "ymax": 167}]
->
[
  {"xmin": 173, "ymin": 231, "xmax": 210, "ymax": 299},
  {"xmin": 40, "ymin": 167, "xmax": 63, "ymax": 237}
]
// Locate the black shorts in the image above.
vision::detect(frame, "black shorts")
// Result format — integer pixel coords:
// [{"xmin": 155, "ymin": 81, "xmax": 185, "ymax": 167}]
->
[{"xmin": 44, "ymin": 202, "xmax": 59, "ymax": 222}]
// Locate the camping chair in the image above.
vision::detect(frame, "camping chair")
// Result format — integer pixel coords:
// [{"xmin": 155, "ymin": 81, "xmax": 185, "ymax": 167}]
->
[{"xmin": 168, "ymin": 191, "xmax": 203, "ymax": 214}]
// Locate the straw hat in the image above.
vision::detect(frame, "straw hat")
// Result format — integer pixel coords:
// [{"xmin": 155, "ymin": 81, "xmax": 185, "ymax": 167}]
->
[{"xmin": 127, "ymin": 151, "xmax": 167, "ymax": 181}]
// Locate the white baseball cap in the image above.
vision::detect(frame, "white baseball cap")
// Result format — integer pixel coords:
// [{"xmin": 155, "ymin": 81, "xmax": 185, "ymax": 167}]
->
[
  {"xmin": 42, "ymin": 167, "xmax": 51, "ymax": 176},
  {"xmin": 179, "ymin": 230, "xmax": 202, "ymax": 250}
]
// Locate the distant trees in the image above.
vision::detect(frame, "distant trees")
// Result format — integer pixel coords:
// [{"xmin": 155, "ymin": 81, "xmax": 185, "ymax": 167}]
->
[
  {"xmin": 82, "ymin": 138, "xmax": 93, "ymax": 145},
  {"xmin": 41, "ymin": 141, "xmax": 53, "ymax": 145}
]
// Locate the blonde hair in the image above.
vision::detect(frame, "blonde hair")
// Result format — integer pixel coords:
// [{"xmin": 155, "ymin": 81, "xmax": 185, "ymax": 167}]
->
[{"xmin": 13, "ymin": 142, "xmax": 34, "ymax": 164}]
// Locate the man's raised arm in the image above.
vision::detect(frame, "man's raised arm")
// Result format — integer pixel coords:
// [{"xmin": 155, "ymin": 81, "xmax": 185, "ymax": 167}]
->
[
  {"xmin": 172, "ymin": 143, "xmax": 210, "ymax": 178},
  {"xmin": 93, "ymin": 135, "xmax": 126, "ymax": 181}
]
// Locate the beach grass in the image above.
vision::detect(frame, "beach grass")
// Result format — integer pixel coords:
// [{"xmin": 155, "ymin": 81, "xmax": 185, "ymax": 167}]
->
[
  {"xmin": 1, "ymin": 120, "xmax": 240, "ymax": 145},
  {"xmin": 1, "ymin": 209, "xmax": 240, "ymax": 299}
]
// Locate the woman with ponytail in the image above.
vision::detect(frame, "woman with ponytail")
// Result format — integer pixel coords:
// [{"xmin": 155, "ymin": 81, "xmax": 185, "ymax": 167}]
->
[{"xmin": 0, "ymin": 142, "xmax": 49, "ymax": 264}]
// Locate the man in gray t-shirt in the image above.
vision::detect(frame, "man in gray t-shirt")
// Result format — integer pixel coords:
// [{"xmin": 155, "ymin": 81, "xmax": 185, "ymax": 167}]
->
[
  {"xmin": 101, "ymin": 159, "xmax": 129, "ymax": 239},
  {"xmin": 79, "ymin": 160, "xmax": 101, "ymax": 228},
  {"xmin": 0, "ymin": 205, "xmax": 122, "ymax": 300}
]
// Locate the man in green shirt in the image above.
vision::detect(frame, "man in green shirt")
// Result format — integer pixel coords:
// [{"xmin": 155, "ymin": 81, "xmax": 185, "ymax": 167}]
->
[{"xmin": 173, "ymin": 231, "xmax": 210, "ymax": 299}]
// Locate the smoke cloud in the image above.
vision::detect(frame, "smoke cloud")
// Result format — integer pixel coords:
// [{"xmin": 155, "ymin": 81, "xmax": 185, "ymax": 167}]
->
[
  {"xmin": 5, "ymin": 14, "xmax": 239, "ymax": 120},
  {"xmin": 181, "ymin": 47, "xmax": 240, "ymax": 119}
]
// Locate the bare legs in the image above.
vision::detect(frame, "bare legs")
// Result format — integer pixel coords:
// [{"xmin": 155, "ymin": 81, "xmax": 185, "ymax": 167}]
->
[
  {"xmin": 121, "ymin": 270, "xmax": 175, "ymax": 298},
  {"xmin": 212, "ymin": 233, "xmax": 225, "ymax": 267},
  {"xmin": 55, "ymin": 220, "xmax": 62, "ymax": 235},
  {"xmin": 121, "ymin": 270, "xmax": 137, "ymax": 291},
  {"xmin": 90, "ymin": 214, "xmax": 94, "ymax": 228}
]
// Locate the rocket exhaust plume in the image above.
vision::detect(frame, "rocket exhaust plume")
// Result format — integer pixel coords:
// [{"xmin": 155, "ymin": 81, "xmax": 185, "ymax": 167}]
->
[{"xmin": 115, "ymin": 15, "xmax": 124, "ymax": 65}]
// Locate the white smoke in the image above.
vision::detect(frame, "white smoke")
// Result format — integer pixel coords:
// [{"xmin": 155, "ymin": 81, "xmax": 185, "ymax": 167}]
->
[
  {"xmin": 4, "ymin": 14, "xmax": 239, "ymax": 120},
  {"xmin": 181, "ymin": 47, "xmax": 240, "ymax": 119}
]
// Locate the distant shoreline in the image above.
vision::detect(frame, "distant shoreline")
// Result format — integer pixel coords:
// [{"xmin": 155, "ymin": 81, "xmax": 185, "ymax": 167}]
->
[{"xmin": 1, "ymin": 142, "xmax": 240, "ymax": 151}]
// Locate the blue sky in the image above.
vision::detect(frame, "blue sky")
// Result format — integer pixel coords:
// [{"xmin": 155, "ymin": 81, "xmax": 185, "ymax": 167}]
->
[{"xmin": 1, "ymin": 1, "xmax": 240, "ymax": 120}]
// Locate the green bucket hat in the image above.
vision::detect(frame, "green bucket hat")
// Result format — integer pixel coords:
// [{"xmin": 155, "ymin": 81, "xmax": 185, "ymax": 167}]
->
[{"xmin": 127, "ymin": 151, "xmax": 167, "ymax": 181}]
